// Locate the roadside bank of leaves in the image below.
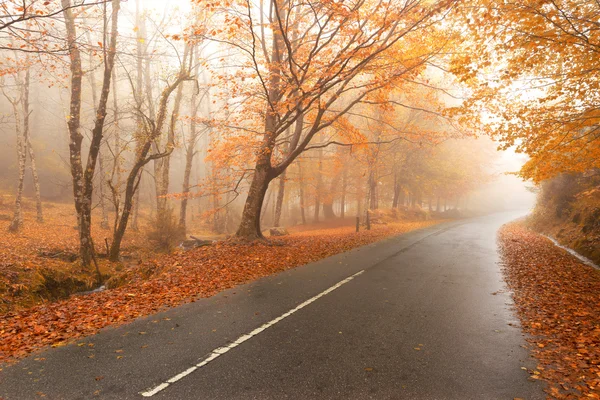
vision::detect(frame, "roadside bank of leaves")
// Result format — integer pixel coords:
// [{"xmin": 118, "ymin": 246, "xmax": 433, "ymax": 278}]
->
[
  {"xmin": 499, "ymin": 223, "xmax": 600, "ymax": 399},
  {"xmin": 0, "ymin": 220, "xmax": 441, "ymax": 364}
]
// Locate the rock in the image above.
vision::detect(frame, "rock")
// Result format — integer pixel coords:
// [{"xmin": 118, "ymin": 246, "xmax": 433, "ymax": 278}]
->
[
  {"xmin": 180, "ymin": 236, "xmax": 213, "ymax": 250},
  {"xmin": 269, "ymin": 227, "xmax": 289, "ymax": 237}
]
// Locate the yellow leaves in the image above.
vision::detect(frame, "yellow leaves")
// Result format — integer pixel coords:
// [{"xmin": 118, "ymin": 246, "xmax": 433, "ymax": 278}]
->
[{"xmin": 454, "ymin": 0, "xmax": 600, "ymax": 182}]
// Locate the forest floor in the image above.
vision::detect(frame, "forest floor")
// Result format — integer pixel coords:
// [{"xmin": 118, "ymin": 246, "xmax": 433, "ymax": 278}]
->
[
  {"xmin": 0, "ymin": 195, "xmax": 444, "ymax": 364},
  {"xmin": 499, "ymin": 222, "xmax": 600, "ymax": 399}
]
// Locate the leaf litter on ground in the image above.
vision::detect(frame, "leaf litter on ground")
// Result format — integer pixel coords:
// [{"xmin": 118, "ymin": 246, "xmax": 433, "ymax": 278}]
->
[
  {"xmin": 0, "ymin": 219, "xmax": 441, "ymax": 363},
  {"xmin": 499, "ymin": 222, "xmax": 600, "ymax": 399}
]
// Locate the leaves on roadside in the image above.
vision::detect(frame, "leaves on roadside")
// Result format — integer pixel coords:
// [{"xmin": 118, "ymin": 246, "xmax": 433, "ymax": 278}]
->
[
  {"xmin": 499, "ymin": 223, "xmax": 600, "ymax": 399},
  {"xmin": 0, "ymin": 220, "xmax": 440, "ymax": 363}
]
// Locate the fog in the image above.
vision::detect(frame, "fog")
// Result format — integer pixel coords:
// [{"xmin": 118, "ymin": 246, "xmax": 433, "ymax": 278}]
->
[{"xmin": 0, "ymin": 0, "xmax": 537, "ymax": 246}]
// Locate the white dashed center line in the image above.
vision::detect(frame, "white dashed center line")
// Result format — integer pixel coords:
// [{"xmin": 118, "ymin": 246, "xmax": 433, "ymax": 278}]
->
[{"xmin": 140, "ymin": 269, "xmax": 365, "ymax": 397}]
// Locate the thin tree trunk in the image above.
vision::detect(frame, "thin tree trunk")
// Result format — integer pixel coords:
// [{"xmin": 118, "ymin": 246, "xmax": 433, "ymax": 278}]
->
[
  {"xmin": 340, "ymin": 167, "xmax": 347, "ymax": 219},
  {"xmin": 298, "ymin": 160, "xmax": 306, "ymax": 225},
  {"xmin": 323, "ymin": 159, "xmax": 341, "ymax": 219},
  {"xmin": 85, "ymin": 15, "xmax": 109, "ymax": 230},
  {"xmin": 154, "ymin": 46, "xmax": 189, "ymax": 214},
  {"xmin": 314, "ymin": 146, "xmax": 323, "ymax": 223},
  {"xmin": 131, "ymin": 0, "xmax": 144, "ymax": 231},
  {"xmin": 273, "ymin": 170, "xmax": 286, "ymax": 227},
  {"xmin": 6, "ymin": 95, "xmax": 25, "ymax": 232},
  {"xmin": 392, "ymin": 170, "xmax": 401, "ymax": 209},
  {"xmin": 61, "ymin": 0, "xmax": 89, "ymax": 264},
  {"xmin": 179, "ymin": 45, "xmax": 200, "ymax": 229},
  {"xmin": 62, "ymin": 0, "xmax": 120, "ymax": 271},
  {"xmin": 368, "ymin": 169, "xmax": 377, "ymax": 210},
  {"xmin": 111, "ymin": 65, "xmax": 121, "ymax": 196},
  {"xmin": 98, "ymin": 152, "xmax": 110, "ymax": 228},
  {"xmin": 110, "ymin": 72, "xmax": 188, "ymax": 260},
  {"xmin": 23, "ymin": 69, "xmax": 43, "ymax": 223},
  {"xmin": 212, "ymin": 171, "xmax": 220, "ymax": 233}
]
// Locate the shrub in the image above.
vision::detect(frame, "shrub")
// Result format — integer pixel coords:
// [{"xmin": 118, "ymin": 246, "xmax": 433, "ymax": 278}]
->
[{"xmin": 146, "ymin": 207, "xmax": 186, "ymax": 252}]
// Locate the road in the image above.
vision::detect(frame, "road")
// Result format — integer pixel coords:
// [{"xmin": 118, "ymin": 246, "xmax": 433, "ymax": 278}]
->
[{"xmin": 0, "ymin": 212, "xmax": 545, "ymax": 399}]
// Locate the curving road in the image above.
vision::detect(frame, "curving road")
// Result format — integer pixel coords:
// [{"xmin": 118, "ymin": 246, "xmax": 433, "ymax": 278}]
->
[{"xmin": 0, "ymin": 212, "xmax": 545, "ymax": 399}]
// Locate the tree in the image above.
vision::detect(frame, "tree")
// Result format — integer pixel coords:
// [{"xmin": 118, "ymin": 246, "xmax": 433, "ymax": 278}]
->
[
  {"xmin": 453, "ymin": 0, "xmax": 600, "ymax": 183},
  {"xmin": 179, "ymin": 44, "xmax": 206, "ymax": 229},
  {"xmin": 61, "ymin": 0, "xmax": 120, "ymax": 269},
  {"xmin": 2, "ymin": 74, "xmax": 26, "ymax": 231},
  {"xmin": 108, "ymin": 70, "xmax": 191, "ymax": 261},
  {"xmin": 1, "ymin": 58, "xmax": 43, "ymax": 231},
  {"xmin": 204, "ymin": 0, "xmax": 455, "ymax": 240}
]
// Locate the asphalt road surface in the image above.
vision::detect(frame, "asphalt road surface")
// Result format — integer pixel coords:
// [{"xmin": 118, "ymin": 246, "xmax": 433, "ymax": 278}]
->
[{"xmin": 0, "ymin": 212, "xmax": 545, "ymax": 399}]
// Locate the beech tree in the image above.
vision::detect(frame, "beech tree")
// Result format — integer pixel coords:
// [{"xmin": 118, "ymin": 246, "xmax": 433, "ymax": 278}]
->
[
  {"xmin": 453, "ymin": 0, "xmax": 600, "ymax": 183},
  {"xmin": 61, "ymin": 0, "xmax": 120, "ymax": 269},
  {"xmin": 108, "ymin": 68, "xmax": 192, "ymax": 261},
  {"xmin": 202, "ymin": 0, "xmax": 455, "ymax": 240},
  {"xmin": 2, "ymin": 61, "xmax": 43, "ymax": 231}
]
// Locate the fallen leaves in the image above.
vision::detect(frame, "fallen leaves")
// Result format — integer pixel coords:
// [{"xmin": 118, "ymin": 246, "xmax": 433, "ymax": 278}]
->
[
  {"xmin": 0, "ymin": 219, "xmax": 442, "ymax": 363},
  {"xmin": 499, "ymin": 222, "xmax": 600, "ymax": 399},
  {"xmin": 0, "ymin": 199, "xmax": 153, "ymax": 314}
]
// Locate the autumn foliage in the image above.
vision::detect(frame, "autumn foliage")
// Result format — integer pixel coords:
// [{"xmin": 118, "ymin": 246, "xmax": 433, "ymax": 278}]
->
[
  {"xmin": 0, "ymin": 217, "xmax": 441, "ymax": 363},
  {"xmin": 499, "ymin": 223, "xmax": 600, "ymax": 399},
  {"xmin": 453, "ymin": 0, "xmax": 600, "ymax": 182}
]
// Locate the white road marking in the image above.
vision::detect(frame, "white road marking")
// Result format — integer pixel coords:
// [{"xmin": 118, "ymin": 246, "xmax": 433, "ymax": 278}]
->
[{"xmin": 140, "ymin": 269, "xmax": 365, "ymax": 397}]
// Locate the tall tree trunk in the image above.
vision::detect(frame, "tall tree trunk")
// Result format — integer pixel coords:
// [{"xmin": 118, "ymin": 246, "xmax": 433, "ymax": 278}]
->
[
  {"xmin": 131, "ymin": 0, "xmax": 144, "ymax": 231},
  {"xmin": 340, "ymin": 167, "xmax": 347, "ymax": 219},
  {"xmin": 235, "ymin": 0, "xmax": 285, "ymax": 239},
  {"xmin": 273, "ymin": 170, "xmax": 286, "ymax": 227},
  {"xmin": 298, "ymin": 160, "xmax": 306, "ymax": 225},
  {"xmin": 155, "ymin": 46, "xmax": 189, "ymax": 214},
  {"xmin": 23, "ymin": 70, "xmax": 43, "ymax": 223},
  {"xmin": 323, "ymin": 157, "xmax": 341, "ymax": 219},
  {"xmin": 368, "ymin": 168, "xmax": 378, "ymax": 210},
  {"xmin": 62, "ymin": 0, "xmax": 120, "ymax": 270},
  {"xmin": 179, "ymin": 45, "xmax": 200, "ymax": 229},
  {"xmin": 111, "ymin": 66, "xmax": 121, "ymax": 196},
  {"xmin": 85, "ymin": 16, "xmax": 109, "ymax": 230},
  {"xmin": 212, "ymin": 169, "xmax": 220, "ymax": 233},
  {"xmin": 110, "ymin": 72, "xmax": 188, "ymax": 260},
  {"xmin": 392, "ymin": 170, "xmax": 401, "ymax": 209},
  {"xmin": 261, "ymin": 186, "xmax": 273, "ymax": 225},
  {"xmin": 62, "ymin": 0, "xmax": 89, "ymax": 264},
  {"xmin": 98, "ymin": 152, "xmax": 110, "ymax": 229},
  {"xmin": 236, "ymin": 157, "xmax": 273, "ymax": 239},
  {"xmin": 6, "ymin": 95, "xmax": 25, "ymax": 232},
  {"xmin": 313, "ymin": 146, "xmax": 323, "ymax": 223}
]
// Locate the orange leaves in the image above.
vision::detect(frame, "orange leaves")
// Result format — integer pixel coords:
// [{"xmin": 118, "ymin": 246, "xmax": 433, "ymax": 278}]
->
[
  {"xmin": 453, "ymin": 0, "xmax": 600, "ymax": 182},
  {"xmin": 0, "ymin": 218, "xmax": 441, "ymax": 364},
  {"xmin": 499, "ymin": 223, "xmax": 600, "ymax": 399}
]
